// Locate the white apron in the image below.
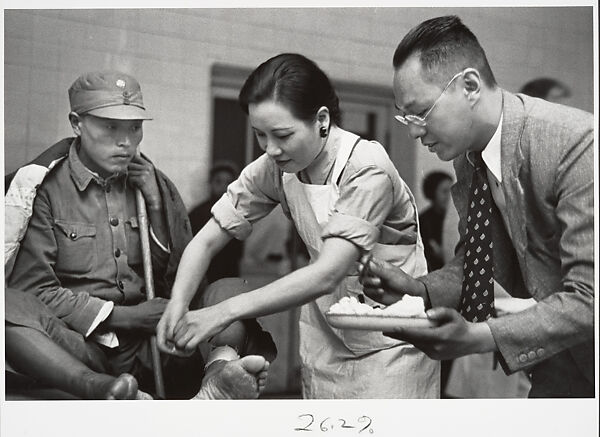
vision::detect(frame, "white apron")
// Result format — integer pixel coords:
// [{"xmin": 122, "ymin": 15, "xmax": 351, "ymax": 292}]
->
[{"xmin": 282, "ymin": 131, "xmax": 440, "ymax": 398}]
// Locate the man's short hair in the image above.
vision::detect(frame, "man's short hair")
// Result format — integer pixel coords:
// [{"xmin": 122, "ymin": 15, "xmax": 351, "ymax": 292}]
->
[
  {"xmin": 520, "ymin": 77, "xmax": 570, "ymax": 100},
  {"xmin": 393, "ymin": 15, "xmax": 497, "ymax": 88}
]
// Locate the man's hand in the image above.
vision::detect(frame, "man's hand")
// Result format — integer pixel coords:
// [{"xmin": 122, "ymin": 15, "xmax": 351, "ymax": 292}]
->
[
  {"xmin": 358, "ymin": 255, "xmax": 429, "ymax": 306},
  {"xmin": 128, "ymin": 155, "xmax": 161, "ymax": 208},
  {"xmin": 105, "ymin": 297, "xmax": 169, "ymax": 333},
  {"xmin": 383, "ymin": 307, "xmax": 497, "ymax": 360},
  {"xmin": 157, "ymin": 299, "xmax": 193, "ymax": 357}
]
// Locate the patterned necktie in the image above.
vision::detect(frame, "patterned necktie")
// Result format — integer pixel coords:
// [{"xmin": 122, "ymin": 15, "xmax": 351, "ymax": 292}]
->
[{"xmin": 459, "ymin": 152, "xmax": 495, "ymax": 322}]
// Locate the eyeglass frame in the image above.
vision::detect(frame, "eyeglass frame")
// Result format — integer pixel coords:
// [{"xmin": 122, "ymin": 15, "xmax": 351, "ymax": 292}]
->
[{"xmin": 394, "ymin": 70, "xmax": 466, "ymax": 127}]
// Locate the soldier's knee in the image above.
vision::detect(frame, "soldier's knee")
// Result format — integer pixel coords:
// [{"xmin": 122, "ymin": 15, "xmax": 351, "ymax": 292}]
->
[{"xmin": 202, "ymin": 277, "xmax": 253, "ymax": 307}]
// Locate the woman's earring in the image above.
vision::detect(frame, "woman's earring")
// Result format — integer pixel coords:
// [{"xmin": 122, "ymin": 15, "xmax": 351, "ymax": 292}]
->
[{"xmin": 319, "ymin": 126, "xmax": 328, "ymax": 138}]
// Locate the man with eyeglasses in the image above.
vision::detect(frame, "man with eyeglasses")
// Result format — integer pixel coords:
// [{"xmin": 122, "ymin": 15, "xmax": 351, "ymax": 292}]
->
[{"xmin": 359, "ymin": 15, "xmax": 593, "ymax": 398}]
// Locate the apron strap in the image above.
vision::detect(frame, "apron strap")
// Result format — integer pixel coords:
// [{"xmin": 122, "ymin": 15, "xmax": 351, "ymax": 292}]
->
[{"xmin": 331, "ymin": 134, "xmax": 362, "ymax": 187}]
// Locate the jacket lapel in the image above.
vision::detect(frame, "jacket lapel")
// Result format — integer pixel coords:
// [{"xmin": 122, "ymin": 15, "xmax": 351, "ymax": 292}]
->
[{"xmin": 499, "ymin": 90, "xmax": 528, "ymax": 263}]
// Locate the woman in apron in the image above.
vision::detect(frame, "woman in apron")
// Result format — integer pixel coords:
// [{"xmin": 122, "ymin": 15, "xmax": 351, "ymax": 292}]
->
[{"xmin": 157, "ymin": 53, "xmax": 440, "ymax": 398}]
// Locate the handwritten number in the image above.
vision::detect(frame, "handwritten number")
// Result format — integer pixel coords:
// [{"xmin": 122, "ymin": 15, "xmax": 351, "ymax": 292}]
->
[
  {"xmin": 295, "ymin": 414, "xmax": 315, "ymax": 432},
  {"xmin": 358, "ymin": 416, "xmax": 373, "ymax": 434},
  {"xmin": 295, "ymin": 415, "xmax": 372, "ymax": 434},
  {"xmin": 338, "ymin": 419, "xmax": 354, "ymax": 429},
  {"xmin": 320, "ymin": 417, "xmax": 332, "ymax": 432}
]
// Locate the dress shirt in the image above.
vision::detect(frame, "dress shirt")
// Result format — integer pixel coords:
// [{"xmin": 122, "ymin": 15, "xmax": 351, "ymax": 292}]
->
[{"xmin": 479, "ymin": 113, "xmax": 511, "ymax": 237}]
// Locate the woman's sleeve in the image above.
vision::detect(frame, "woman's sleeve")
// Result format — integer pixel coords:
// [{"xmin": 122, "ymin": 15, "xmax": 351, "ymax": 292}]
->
[
  {"xmin": 211, "ymin": 154, "xmax": 282, "ymax": 240},
  {"xmin": 321, "ymin": 164, "xmax": 395, "ymax": 252}
]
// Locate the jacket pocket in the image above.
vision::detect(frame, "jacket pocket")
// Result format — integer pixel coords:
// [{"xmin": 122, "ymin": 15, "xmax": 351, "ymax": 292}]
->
[
  {"xmin": 54, "ymin": 219, "xmax": 97, "ymax": 274},
  {"xmin": 125, "ymin": 216, "xmax": 142, "ymax": 266}
]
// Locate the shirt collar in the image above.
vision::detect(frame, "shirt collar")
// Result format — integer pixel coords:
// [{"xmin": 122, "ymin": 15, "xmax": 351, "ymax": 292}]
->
[
  {"xmin": 69, "ymin": 138, "xmax": 125, "ymax": 191},
  {"xmin": 299, "ymin": 130, "xmax": 339, "ymax": 184},
  {"xmin": 467, "ymin": 112, "xmax": 503, "ymax": 182}
]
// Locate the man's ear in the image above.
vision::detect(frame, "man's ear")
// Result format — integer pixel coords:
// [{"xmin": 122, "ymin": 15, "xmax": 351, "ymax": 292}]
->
[
  {"xmin": 462, "ymin": 68, "xmax": 482, "ymax": 105},
  {"xmin": 68, "ymin": 111, "xmax": 83, "ymax": 136}
]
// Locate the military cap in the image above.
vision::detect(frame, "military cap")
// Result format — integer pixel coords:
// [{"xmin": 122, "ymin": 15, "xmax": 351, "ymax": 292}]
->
[{"xmin": 68, "ymin": 71, "xmax": 152, "ymax": 120}]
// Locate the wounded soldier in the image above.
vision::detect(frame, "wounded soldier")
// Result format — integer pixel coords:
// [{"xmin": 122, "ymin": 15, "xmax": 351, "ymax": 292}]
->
[{"xmin": 5, "ymin": 71, "xmax": 276, "ymax": 399}]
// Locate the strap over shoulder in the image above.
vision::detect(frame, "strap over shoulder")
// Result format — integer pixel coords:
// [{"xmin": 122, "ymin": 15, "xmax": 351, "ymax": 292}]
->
[{"xmin": 331, "ymin": 132, "xmax": 362, "ymax": 187}]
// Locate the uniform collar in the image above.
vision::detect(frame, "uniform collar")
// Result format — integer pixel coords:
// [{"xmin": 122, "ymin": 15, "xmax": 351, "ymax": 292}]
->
[{"xmin": 69, "ymin": 138, "xmax": 125, "ymax": 191}]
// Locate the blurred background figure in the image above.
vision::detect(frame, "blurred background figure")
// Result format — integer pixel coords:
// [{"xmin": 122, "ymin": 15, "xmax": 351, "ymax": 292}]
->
[
  {"xmin": 419, "ymin": 171, "xmax": 454, "ymax": 272},
  {"xmin": 188, "ymin": 161, "xmax": 243, "ymax": 283},
  {"xmin": 520, "ymin": 77, "xmax": 571, "ymax": 104},
  {"xmin": 418, "ymin": 171, "xmax": 454, "ymax": 396}
]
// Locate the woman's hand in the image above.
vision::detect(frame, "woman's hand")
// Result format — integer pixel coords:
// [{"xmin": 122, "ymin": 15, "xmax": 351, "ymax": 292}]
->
[
  {"xmin": 172, "ymin": 305, "xmax": 234, "ymax": 356},
  {"xmin": 156, "ymin": 299, "xmax": 192, "ymax": 356}
]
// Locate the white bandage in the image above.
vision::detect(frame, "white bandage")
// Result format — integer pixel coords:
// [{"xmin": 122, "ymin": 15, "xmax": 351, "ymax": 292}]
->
[{"xmin": 204, "ymin": 345, "xmax": 240, "ymax": 370}]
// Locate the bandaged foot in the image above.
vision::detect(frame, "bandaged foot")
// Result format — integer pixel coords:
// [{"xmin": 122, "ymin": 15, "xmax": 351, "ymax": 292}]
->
[{"xmin": 193, "ymin": 355, "xmax": 270, "ymax": 400}]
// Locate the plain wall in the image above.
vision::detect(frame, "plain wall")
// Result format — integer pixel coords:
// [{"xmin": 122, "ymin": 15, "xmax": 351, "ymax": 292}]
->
[{"xmin": 3, "ymin": 7, "xmax": 594, "ymax": 210}]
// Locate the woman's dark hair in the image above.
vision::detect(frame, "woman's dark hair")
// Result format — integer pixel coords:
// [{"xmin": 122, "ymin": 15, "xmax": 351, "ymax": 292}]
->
[
  {"xmin": 423, "ymin": 171, "xmax": 453, "ymax": 201},
  {"xmin": 520, "ymin": 78, "xmax": 570, "ymax": 99},
  {"xmin": 393, "ymin": 15, "xmax": 496, "ymax": 88},
  {"xmin": 239, "ymin": 53, "xmax": 341, "ymax": 126}
]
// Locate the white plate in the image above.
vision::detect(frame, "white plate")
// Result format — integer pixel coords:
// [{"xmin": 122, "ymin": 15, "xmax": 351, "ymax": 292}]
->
[{"xmin": 325, "ymin": 313, "xmax": 435, "ymax": 331}]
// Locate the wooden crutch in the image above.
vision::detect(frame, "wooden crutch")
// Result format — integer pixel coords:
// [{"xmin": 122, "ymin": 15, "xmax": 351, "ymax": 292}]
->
[{"xmin": 135, "ymin": 188, "xmax": 166, "ymax": 399}]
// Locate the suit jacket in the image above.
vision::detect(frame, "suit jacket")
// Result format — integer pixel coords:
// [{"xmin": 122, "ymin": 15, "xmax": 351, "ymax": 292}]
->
[{"xmin": 421, "ymin": 90, "xmax": 594, "ymax": 395}]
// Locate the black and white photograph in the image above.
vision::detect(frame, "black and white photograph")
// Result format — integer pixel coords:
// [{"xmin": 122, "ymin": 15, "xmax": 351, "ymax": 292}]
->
[{"xmin": 1, "ymin": 1, "xmax": 598, "ymax": 436}]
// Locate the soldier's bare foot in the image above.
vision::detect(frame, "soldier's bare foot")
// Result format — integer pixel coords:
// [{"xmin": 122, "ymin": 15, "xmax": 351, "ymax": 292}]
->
[
  {"xmin": 193, "ymin": 355, "xmax": 269, "ymax": 400},
  {"xmin": 104, "ymin": 373, "xmax": 139, "ymax": 400}
]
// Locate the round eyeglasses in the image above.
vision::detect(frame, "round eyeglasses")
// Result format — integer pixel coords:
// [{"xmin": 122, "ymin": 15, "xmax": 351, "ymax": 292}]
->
[{"xmin": 395, "ymin": 70, "xmax": 465, "ymax": 127}]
